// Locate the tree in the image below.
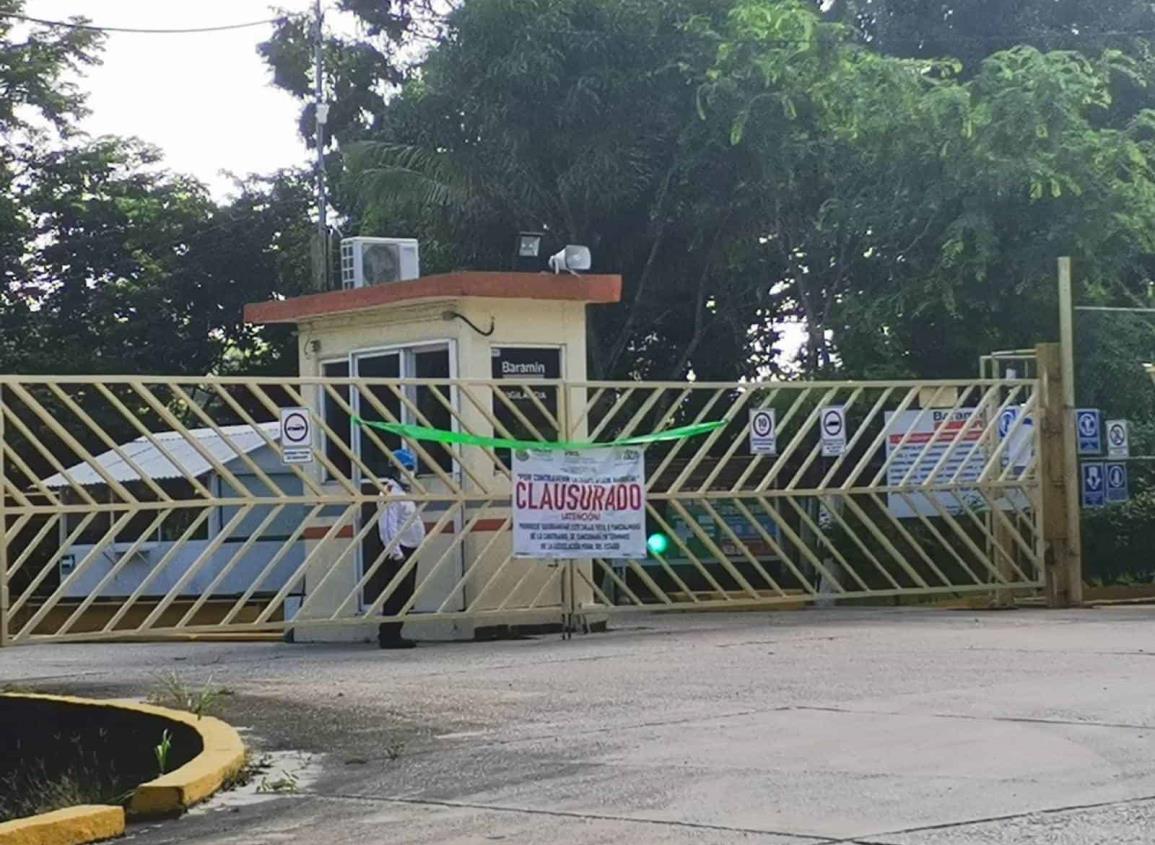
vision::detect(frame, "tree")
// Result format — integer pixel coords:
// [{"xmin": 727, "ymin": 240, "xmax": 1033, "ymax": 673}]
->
[
  {"xmin": 700, "ymin": 1, "xmax": 1155, "ymax": 379},
  {"xmin": 826, "ymin": 0, "xmax": 1155, "ymax": 73},
  {"xmin": 0, "ymin": 1, "xmax": 315, "ymax": 379},
  {"xmin": 269, "ymin": 0, "xmax": 801, "ymax": 381},
  {"xmin": 263, "ymin": 0, "xmax": 1155, "ymax": 388},
  {"xmin": 10, "ymin": 139, "xmax": 314, "ymax": 376}
]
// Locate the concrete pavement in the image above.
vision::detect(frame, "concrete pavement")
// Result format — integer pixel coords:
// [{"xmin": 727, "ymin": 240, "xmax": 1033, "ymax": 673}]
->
[{"xmin": 3, "ymin": 607, "xmax": 1155, "ymax": 843}]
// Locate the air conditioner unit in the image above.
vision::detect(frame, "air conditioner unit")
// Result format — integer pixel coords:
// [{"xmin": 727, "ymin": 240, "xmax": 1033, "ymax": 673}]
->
[{"xmin": 340, "ymin": 237, "xmax": 420, "ymax": 289}]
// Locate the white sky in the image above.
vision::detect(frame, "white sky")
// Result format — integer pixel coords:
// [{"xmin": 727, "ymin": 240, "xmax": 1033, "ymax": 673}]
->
[{"xmin": 27, "ymin": 1, "xmax": 312, "ymax": 197}]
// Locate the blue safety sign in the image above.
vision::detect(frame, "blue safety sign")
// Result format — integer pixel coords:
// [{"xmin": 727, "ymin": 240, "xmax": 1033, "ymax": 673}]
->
[
  {"xmin": 1076, "ymin": 409, "xmax": 1102, "ymax": 456},
  {"xmin": 1081, "ymin": 462, "xmax": 1106, "ymax": 509},
  {"xmin": 998, "ymin": 408, "xmax": 1017, "ymax": 438},
  {"xmin": 1106, "ymin": 462, "xmax": 1130, "ymax": 504}
]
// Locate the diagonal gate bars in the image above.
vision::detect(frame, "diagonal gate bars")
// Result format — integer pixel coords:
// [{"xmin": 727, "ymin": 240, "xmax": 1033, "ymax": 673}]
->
[{"xmin": 0, "ymin": 374, "xmax": 1044, "ymax": 645}]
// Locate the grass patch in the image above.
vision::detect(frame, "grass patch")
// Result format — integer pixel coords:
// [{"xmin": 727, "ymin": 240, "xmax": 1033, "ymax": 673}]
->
[
  {"xmin": 0, "ymin": 762, "xmax": 128, "ymax": 823},
  {"xmin": 146, "ymin": 671, "xmax": 232, "ymax": 719}
]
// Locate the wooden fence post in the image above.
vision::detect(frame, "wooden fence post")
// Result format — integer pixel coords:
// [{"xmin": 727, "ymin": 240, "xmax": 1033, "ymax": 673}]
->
[{"xmin": 1037, "ymin": 342, "xmax": 1083, "ymax": 607}]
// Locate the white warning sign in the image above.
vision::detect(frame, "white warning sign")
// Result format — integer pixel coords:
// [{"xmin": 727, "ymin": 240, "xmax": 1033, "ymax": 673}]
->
[
  {"xmin": 820, "ymin": 406, "xmax": 847, "ymax": 457},
  {"xmin": 749, "ymin": 408, "xmax": 777, "ymax": 455},
  {"xmin": 279, "ymin": 407, "xmax": 314, "ymax": 464},
  {"xmin": 512, "ymin": 447, "xmax": 646, "ymax": 559},
  {"xmin": 884, "ymin": 408, "xmax": 986, "ymax": 519}
]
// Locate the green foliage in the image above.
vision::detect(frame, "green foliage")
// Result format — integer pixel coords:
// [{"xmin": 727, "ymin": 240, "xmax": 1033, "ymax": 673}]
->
[
  {"xmin": 259, "ymin": 0, "xmax": 1155, "ymax": 385},
  {"xmin": 0, "ymin": 0, "xmax": 314, "ymax": 379},
  {"xmin": 153, "ymin": 730, "xmax": 172, "ymax": 775},
  {"xmin": 147, "ymin": 672, "xmax": 229, "ymax": 720}
]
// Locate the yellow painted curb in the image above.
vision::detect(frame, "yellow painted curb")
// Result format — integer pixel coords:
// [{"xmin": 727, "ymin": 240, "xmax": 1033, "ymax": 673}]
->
[
  {"xmin": 2, "ymin": 694, "xmax": 246, "ymax": 819},
  {"xmin": 129, "ymin": 709, "xmax": 246, "ymax": 816},
  {"xmin": 0, "ymin": 805, "xmax": 124, "ymax": 845}
]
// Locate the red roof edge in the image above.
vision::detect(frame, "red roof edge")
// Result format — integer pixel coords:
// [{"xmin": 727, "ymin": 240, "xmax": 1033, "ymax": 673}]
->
[{"xmin": 245, "ymin": 271, "xmax": 622, "ymax": 325}]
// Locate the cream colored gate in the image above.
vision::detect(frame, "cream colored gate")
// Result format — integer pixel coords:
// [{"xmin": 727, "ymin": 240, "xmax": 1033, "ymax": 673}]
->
[{"xmin": 0, "ymin": 374, "xmax": 1043, "ymax": 645}]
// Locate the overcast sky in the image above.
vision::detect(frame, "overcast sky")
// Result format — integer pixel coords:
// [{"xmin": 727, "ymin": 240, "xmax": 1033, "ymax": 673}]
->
[{"xmin": 27, "ymin": 1, "xmax": 312, "ymax": 196}]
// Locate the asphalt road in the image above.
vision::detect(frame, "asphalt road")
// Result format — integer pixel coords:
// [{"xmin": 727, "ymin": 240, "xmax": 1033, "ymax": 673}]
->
[{"xmin": 4, "ymin": 606, "xmax": 1155, "ymax": 844}]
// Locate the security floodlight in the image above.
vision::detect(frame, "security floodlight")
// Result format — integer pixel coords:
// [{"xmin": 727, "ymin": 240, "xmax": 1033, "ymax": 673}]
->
[
  {"xmin": 549, "ymin": 244, "xmax": 592, "ymax": 275},
  {"xmin": 514, "ymin": 231, "xmax": 544, "ymax": 270}
]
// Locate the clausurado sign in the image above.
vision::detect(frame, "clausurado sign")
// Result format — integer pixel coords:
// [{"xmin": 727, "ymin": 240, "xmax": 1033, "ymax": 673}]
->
[{"xmin": 512, "ymin": 447, "xmax": 646, "ymax": 559}]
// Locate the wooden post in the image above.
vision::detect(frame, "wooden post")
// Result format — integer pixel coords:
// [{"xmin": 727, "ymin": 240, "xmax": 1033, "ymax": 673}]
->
[{"xmin": 1037, "ymin": 342, "xmax": 1083, "ymax": 607}]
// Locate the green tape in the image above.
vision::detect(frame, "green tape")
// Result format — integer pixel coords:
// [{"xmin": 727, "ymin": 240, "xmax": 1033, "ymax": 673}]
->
[{"xmin": 352, "ymin": 417, "xmax": 727, "ymax": 451}]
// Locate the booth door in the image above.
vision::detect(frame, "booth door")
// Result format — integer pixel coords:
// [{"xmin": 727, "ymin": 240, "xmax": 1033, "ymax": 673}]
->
[{"xmin": 354, "ymin": 345, "xmax": 464, "ymax": 614}]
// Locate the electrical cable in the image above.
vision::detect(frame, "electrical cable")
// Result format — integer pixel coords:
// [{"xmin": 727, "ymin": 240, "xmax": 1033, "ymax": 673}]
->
[{"xmin": 0, "ymin": 12, "xmax": 283, "ymax": 35}]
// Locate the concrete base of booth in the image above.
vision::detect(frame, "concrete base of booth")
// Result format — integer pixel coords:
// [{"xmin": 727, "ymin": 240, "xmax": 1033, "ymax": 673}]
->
[{"xmin": 285, "ymin": 611, "xmax": 609, "ymax": 644}]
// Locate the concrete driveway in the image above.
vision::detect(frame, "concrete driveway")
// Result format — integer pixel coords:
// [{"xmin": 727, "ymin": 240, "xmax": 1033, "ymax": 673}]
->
[{"xmin": 4, "ymin": 607, "xmax": 1155, "ymax": 844}]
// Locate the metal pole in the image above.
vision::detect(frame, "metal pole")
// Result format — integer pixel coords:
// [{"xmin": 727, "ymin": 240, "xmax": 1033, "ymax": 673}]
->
[
  {"xmin": 1057, "ymin": 257, "xmax": 1084, "ymax": 605},
  {"xmin": 313, "ymin": 0, "xmax": 328, "ymax": 290},
  {"xmin": 558, "ymin": 381, "xmax": 576, "ymax": 639}
]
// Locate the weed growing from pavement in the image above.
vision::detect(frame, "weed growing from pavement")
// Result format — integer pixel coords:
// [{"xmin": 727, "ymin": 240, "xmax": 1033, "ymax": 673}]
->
[
  {"xmin": 147, "ymin": 671, "xmax": 231, "ymax": 719},
  {"xmin": 223, "ymin": 752, "xmax": 274, "ymax": 791},
  {"xmin": 0, "ymin": 683, "xmax": 37, "ymax": 695},
  {"xmin": 256, "ymin": 769, "xmax": 300, "ymax": 794}
]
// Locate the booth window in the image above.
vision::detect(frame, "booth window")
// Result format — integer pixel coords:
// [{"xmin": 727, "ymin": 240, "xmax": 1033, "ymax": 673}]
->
[
  {"xmin": 355, "ymin": 352, "xmax": 402, "ymax": 479},
  {"xmin": 322, "ymin": 360, "xmax": 352, "ymax": 480},
  {"xmin": 330, "ymin": 343, "xmax": 455, "ymax": 481}
]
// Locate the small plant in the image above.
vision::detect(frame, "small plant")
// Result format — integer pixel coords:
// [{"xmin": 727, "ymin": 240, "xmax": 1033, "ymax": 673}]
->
[
  {"xmin": 384, "ymin": 739, "xmax": 406, "ymax": 761},
  {"xmin": 0, "ymin": 683, "xmax": 36, "ymax": 695},
  {"xmin": 223, "ymin": 752, "xmax": 273, "ymax": 791},
  {"xmin": 256, "ymin": 769, "xmax": 299, "ymax": 794},
  {"xmin": 154, "ymin": 730, "xmax": 172, "ymax": 775},
  {"xmin": 147, "ymin": 671, "xmax": 225, "ymax": 719}
]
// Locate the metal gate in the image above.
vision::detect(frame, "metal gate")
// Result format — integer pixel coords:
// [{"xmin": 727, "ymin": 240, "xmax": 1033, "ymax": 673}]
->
[{"xmin": 0, "ymin": 373, "xmax": 1045, "ymax": 645}]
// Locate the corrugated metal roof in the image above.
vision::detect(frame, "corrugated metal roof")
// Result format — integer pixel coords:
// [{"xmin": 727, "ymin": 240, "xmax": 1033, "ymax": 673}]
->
[{"xmin": 43, "ymin": 422, "xmax": 282, "ymax": 488}]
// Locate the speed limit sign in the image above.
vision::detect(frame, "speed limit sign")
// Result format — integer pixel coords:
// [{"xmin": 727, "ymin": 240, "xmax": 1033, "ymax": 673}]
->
[{"xmin": 749, "ymin": 408, "xmax": 777, "ymax": 455}]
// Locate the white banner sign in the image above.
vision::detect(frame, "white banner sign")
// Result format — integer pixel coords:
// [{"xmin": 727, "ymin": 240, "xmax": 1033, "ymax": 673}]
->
[
  {"xmin": 513, "ymin": 447, "xmax": 646, "ymax": 559},
  {"xmin": 884, "ymin": 408, "xmax": 986, "ymax": 519}
]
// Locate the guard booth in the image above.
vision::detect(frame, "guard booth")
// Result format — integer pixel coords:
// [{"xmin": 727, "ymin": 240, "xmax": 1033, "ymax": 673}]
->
[{"xmin": 244, "ymin": 271, "xmax": 621, "ymax": 641}]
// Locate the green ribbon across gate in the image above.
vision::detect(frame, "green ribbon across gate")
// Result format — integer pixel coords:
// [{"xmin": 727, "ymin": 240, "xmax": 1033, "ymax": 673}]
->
[{"xmin": 352, "ymin": 417, "xmax": 727, "ymax": 451}]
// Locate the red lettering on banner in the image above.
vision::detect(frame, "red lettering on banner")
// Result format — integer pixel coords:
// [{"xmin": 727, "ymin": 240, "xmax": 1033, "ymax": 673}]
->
[{"xmin": 517, "ymin": 481, "xmax": 646, "ymax": 513}]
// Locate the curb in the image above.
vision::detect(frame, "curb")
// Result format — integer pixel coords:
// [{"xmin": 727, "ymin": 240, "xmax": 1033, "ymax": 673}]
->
[
  {"xmin": 0, "ymin": 805, "xmax": 124, "ymax": 845},
  {"xmin": 0, "ymin": 694, "xmax": 246, "ymax": 842}
]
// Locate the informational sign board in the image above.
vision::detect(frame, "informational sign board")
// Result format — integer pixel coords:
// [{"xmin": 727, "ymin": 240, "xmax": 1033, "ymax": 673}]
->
[
  {"xmin": 997, "ymin": 406, "xmax": 1035, "ymax": 470},
  {"xmin": 1107, "ymin": 420, "xmax": 1130, "ymax": 460},
  {"xmin": 1076, "ymin": 409, "xmax": 1102, "ymax": 456},
  {"xmin": 820, "ymin": 406, "xmax": 847, "ymax": 457},
  {"xmin": 1081, "ymin": 462, "xmax": 1105, "ymax": 509},
  {"xmin": 884, "ymin": 408, "xmax": 986, "ymax": 519},
  {"xmin": 512, "ymin": 447, "xmax": 646, "ymax": 559},
  {"xmin": 749, "ymin": 408, "xmax": 777, "ymax": 456},
  {"xmin": 1106, "ymin": 462, "xmax": 1130, "ymax": 504},
  {"xmin": 659, "ymin": 500, "xmax": 781, "ymax": 565},
  {"xmin": 279, "ymin": 407, "xmax": 314, "ymax": 464},
  {"xmin": 492, "ymin": 346, "xmax": 561, "ymax": 463}
]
